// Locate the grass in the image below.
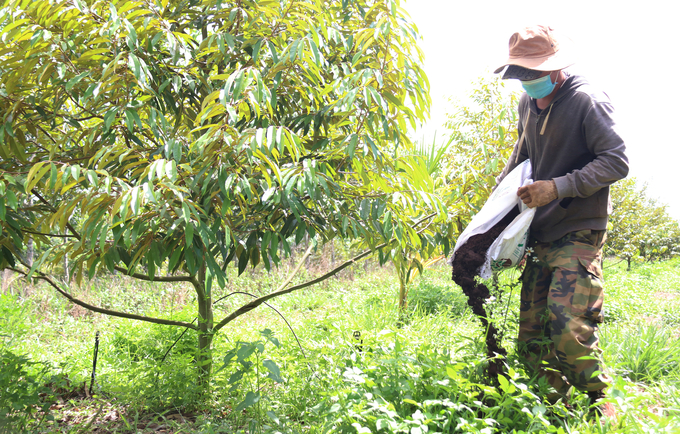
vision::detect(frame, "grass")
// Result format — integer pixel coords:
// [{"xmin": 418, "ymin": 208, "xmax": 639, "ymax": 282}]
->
[{"xmin": 1, "ymin": 255, "xmax": 679, "ymax": 433}]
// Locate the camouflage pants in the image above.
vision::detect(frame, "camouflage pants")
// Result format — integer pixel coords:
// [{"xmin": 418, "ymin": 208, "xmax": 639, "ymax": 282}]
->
[{"xmin": 518, "ymin": 229, "xmax": 611, "ymax": 395}]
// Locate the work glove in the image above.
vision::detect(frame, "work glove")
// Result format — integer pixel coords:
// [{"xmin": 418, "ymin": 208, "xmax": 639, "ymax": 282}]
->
[{"xmin": 517, "ymin": 180, "xmax": 558, "ymax": 208}]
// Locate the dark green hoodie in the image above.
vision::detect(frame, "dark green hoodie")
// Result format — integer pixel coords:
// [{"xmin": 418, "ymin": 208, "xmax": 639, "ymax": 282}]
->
[{"xmin": 498, "ymin": 73, "xmax": 629, "ymax": 242}]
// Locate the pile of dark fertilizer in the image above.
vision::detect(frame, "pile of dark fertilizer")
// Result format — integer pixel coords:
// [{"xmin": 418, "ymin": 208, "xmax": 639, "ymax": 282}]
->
[{"xmin": 450, "ymin": 207, "xmax": 519, "ymax": 379}]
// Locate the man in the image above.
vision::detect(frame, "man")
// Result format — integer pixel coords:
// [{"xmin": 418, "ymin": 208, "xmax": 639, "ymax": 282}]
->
[{"xmin": 493, "ymin": 25, "xmax": 628, "ymax": 417}]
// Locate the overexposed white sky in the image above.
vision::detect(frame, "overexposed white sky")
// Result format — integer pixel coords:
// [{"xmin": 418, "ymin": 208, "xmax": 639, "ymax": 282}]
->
[{"xmin": 403, "ymin": 0, "xmax": 680, "ymax": 220}]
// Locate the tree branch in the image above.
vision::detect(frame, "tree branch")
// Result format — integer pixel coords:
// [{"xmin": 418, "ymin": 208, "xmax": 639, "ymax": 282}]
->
[
  {"xmin": 113, "ymin": 266, "xmax": 194, "ymax": 283},
  {"xmin": 30, "ymin": 189, "xmax": 193, "ymax": 283},
  {"xmin": 275, "ymin": 242, "xmax": 314, "ymax": 295},
  {"xmin": 21, "ymin": 229, "xmax": 77, "ymax": 238},
  {"xmin": 9, "ymin": 266, "xmax": 197, "ymax": 330},
  {"xmin": 35, "ymin": 124, "xmax": 59, "ymax": 146},
  {"xmin": 213, "ymin": 213, "xmax": 437, "ymax": 333},
  {"xmin": 31, "ymin": 189, "xmax": 82, "ymax": 241}
]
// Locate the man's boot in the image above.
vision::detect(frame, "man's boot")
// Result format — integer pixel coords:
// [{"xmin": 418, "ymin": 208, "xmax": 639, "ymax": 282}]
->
[{"xmin": 587, "ymin": 390, "xmax": 617, "ymax": 421}]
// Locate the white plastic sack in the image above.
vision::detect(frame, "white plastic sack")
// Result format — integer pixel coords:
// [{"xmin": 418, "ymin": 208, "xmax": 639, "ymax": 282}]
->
[
  {"xmin": 449, "ymin": 159, "xmax": 535, "ymax": 278},
  {"xmin": 479, "ymin": 206, "xmax": 535, "ymax": 279}
]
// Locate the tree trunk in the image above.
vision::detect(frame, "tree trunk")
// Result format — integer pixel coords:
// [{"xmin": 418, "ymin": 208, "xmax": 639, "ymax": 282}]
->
[
  {"xmin": 195, "ymin": 265, "xmax": 213, "ymax": 388},
  {"xmin": 26, "ymin": 238, "xmax": 34, "ymax": 267},
  {"xmin": 304, "ymin": 233, "xmax": 311, "ymax": 271},
  {"xmin": 26, "ymin": 196, "xmax": 34, "ymax": 267},
  {"xmin": 63, "ymin": 229, "xmax": 70, "ymax": 282},
  {"xmin": 63, "ymin": 254, "xmax": 70, "ymax": 282},
  {"xmin": 398, "ymin": 268, "xmax": 408, "ymax": 311},
  {"xmin": 2, "ymin": 269, "xmax": 13, "ymax": 294}
]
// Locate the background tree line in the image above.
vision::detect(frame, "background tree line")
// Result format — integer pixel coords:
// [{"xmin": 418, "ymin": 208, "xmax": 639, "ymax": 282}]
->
[{"xmin": 606, "ymin": 177, "xmax": 680, "ymax": 269}]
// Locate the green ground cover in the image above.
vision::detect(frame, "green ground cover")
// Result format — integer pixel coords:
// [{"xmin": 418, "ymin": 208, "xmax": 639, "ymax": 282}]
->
[{"xmin": 1, "ymin": 257, "xmax": 679, "ymax": 433}]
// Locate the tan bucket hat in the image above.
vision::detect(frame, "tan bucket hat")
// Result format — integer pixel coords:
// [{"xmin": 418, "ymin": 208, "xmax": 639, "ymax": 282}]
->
[{"xmin": 494, "ymin": 25, "xmax": 576, "ymax": 79}]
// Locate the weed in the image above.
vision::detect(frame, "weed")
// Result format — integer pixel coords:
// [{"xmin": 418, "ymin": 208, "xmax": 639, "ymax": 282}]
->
[
  {"xmin": 0, "ymin": 349, "xmax": 57, "ymax": 433},
  {"xmin": 2, "ymin": 257, "xmax": 680, "ymax": 432},
  {"xmin": 601, "ymin": 323, "xmax": 680, "ymax": 383},
  {"xmin": 215, "ymin": 328, "xmax": 285, "ymax": 432},
  {"xmin": 407, "ymin": 272, "xmax": 468, "ymax": 316}
]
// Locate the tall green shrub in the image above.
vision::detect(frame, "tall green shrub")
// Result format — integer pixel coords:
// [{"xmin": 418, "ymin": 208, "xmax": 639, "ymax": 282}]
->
[{"xmin": 0, "ymin": 0, "xmax": 438, "ymax": 386}]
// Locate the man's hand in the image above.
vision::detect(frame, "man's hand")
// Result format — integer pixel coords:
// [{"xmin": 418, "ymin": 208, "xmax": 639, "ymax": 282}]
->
[{"xmin": 517, "ymin": 180, "xmax": 558, "ymax": 208}]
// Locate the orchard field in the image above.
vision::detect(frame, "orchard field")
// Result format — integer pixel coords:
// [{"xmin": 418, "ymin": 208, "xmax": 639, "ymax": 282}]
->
[
  {"xmin": 1, "ymin": 253, "xmax": 680, "ymax": 433},
  {"xmin": 2, "ymin": 0, "xmax": 680, "ymax": 433}
]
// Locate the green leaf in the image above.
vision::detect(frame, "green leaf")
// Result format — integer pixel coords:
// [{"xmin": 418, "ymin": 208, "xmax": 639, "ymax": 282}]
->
[
  {"xmin": 168, "ymin": 246, "xmax": 182, "ymax": 272},
  {"xmin": 104, "ymin": 109, "xmax": 117, "ymax": 131},
  {"xmin": 166, "ymin": 160, "xmax": 177, "ymax": 181},
  {"xmin": 146, "ymin": 250, "xmax": 156, "ymax": 280},
  {"xmin": 249, "ymin": 244, "xmax": 260, "ymax": 268},
  {"xmin": 498, "ymin": 374, "xmax": 510, "ymax": 392},
  {"xmin": 72, "ymin": 0, "xmax": 86, "ymax": 12},
  {"xmin": 86, "ymin": 170, "xmax": 98, "ymax": 187},
  {"xmin": 124, "ymin": 108, "xmax": 142, "ymax": 132},
  {"xmin": 26, "ymin": 247, "xmax": 55, "ymax": 280},
  {"xmin": 309, "ymin": 38, "xmax": 320, "ymax": 65},
  {"xmin": 65, "ymin": 71, "xmax": 89, "ymax": 91},
  {"xmin": 269, "ymin": 234, "xmax": 279, "ymax": 263},
  {"xmin": 128, "ymin": 54, "xmax": 142, "ymax": 81},
  {"xmin": 235, "ymin": 391, "xmax": 260, "ymax": 412},
  {"xmin": 237, "ymin": 246, "xmax": 248, "ymax": 275},
  {"xmin": 263, "ymin": 359, "xmax": 283, "ymax": 383},
  {"xmin": 71, "ymin": 164, "xmax": 80, "ymax": 182},
  {"xmin": 185, "ymin": 245, "xmax": 196, "ymax": 273},
  {"xmin": 347, "ymin": 133, "xmax": 358, "ymax": 158},
  {"xmin": 251, "ymin": 38, "xmax": 263, "ymax": 62},
  {"xmin": 49, "ymin": 163, "xmax": 58, "ymax": 190},
  {"xmin": 228, "ymin": 370, "xmax": 244, "ymax": 385},
  {"xmin": 256, "ymin": 329, "xmax": 279, "ymax": 350},
  {"xmin": 231, "ymin": 70, "xmax": 245, "ymax": 101},
  {"xmin": 237, "ymin": 343, "xmax": 257, "ymax": 363},
  {"xmin": 255, "ymin": 128, "xmax": 264, "ymax": 147},
  {"xmin": 185, "ymin": 222, "xmax": 194, "ymax": 246},
  {"xmin": 25, "ymin": 161, "xmax": 47, "ymax": 192},
  {"xmin": 360, "ymin": 199, "xmax": 370, "ymax": 220},
  {"xmin": 125, "ymin": 20, "xmax": 137, "ymax": 50},
  {"xmin": 267, "ymin": 411, "xmax": 280, "ymax": 425},
  {"xmin": 5, "ymin": 190, "xmax": 17, "ymax": 210},
  {"xmin": 181, "ymin": 202, "xmax": 191, "ymax": 224},
  {"xmin": 130, "ymin": 187, "xmax": 141, "ymax": 215}
]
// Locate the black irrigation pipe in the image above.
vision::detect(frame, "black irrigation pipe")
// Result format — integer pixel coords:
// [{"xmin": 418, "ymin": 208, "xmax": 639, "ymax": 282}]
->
[
  {"xmin": 160, "ymin": 319, "xmax": 197, "ymax": 363},
  {"xmin": 89, "ymin": 331, "xmax": 100, "ymax": 395},
  {"xmin": 497, "ymin": 280, "xmax": 517, "ymax": 347}
]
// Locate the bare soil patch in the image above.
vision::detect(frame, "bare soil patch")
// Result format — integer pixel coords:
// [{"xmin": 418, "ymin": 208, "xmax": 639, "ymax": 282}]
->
[{"xmin": 654, "ymin": 291, "xmax": 679, "ymax": 301}]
